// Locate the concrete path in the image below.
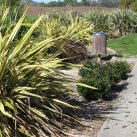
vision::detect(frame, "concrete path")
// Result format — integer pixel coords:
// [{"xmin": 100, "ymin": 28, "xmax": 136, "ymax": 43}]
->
[{"xmin": 97, "ymin": 59, "xmax": 137, "ymax": 137}]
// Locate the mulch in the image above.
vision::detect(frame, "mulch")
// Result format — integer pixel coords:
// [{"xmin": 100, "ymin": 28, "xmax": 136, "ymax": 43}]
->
[{"xmin": 65, "ymin": 91, "xmax": 118, "ymax": 137}]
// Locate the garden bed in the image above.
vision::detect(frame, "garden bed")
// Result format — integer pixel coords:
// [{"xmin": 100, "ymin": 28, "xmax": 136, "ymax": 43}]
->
[
  {"xmin": 67, "ymin": 92, "xmax": 117, "ymax": 137},
  {"xmin": 62, "ymin": 57, "xmax": 136, "ymax": 137},
  {"xmin": 64, "ymin": 80, "xmax": 128, "ymax": 137}
]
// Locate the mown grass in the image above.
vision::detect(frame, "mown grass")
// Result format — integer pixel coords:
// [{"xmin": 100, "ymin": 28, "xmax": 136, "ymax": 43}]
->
[{"xmin": 108, "ymin": 34, "xmax": 137, "ymax": 57}]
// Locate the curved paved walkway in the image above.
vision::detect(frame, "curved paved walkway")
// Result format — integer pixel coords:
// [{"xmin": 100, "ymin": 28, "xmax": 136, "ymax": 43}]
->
[{"xmin": 97, "ymin": 58, "xmax": 137, "ymax": 137}]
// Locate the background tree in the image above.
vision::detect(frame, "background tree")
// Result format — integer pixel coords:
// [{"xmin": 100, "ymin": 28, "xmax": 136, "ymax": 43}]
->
[
  {"xmin": 64, "ymin": 0, "xmax": 71, "ymax": 5},
  {"xmin": 20, "ymin": 0, "xmax": 31, "ymax": 6},
  {"xmin": 120, "ymin": 0, "xmax": 136, "ymax": 8},
  {"xmin": 0, "ymin": 0, "xmax": 21, "ymax": 6},
  {"xmin": 46, "ymin": 1, "xmax": 65, "ymax": 7},
  {"xmin": 3, "ymin": 0, "xmax": 21, "ymax": 6},
  {"xmin": 132, "ymin": 1, "xmax": 137, "ymax": 12},
  {"xmin": 81, "ymin": 0, "xmax": 90, "ymax": 6},
  {"xmin": 64, "ymin": 0, "xmax": 78, "ymax": 6}
]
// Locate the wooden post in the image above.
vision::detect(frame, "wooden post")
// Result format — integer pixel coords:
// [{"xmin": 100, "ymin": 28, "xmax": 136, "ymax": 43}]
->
[{"xmin": 92, "ymin": 32, "xmax": 107, "ymax": 55}]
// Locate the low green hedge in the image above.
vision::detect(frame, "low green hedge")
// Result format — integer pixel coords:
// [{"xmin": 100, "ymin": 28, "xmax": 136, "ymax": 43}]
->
[{"xmin": 77, "ymin": 60, "xmax": 131, "ymax": 100}]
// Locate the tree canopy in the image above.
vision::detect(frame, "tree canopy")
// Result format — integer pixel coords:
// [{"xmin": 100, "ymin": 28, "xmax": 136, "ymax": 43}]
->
[
  {"xmin": 0, "ymin": 0, "xmax": 21, "ymax": 6},
  {"xmin": 120, "ymin": 0, "xmax": 136, "ymax": 8}
]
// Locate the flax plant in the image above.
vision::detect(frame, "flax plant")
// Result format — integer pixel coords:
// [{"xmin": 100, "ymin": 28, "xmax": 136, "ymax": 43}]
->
[
  {"xmin": 42, "ymin": 12, "xmax": 93, "ymax": 44},
  {"xmin": 0, "ymin": 5, "xmax": 20, "ymax": 35},
  {"xmin": 112, "ymin": 9, "xmax": 137, "ymax": 36},
  {"xmin": 0, "ymin": 7, "xmax": 87, "ymax": 137},
  {"xmin": 85, "ymin": 12, "xmax": 114, "ymax": 37},
  {"xmin": 41, "ymin": 12, "xmax": 93, "ymax": 63}
]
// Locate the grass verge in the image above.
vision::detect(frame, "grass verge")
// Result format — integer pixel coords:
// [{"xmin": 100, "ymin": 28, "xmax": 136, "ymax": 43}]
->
[{"xmin": 108, "ymin": 34, "xmax": 137, "ymax": 57}]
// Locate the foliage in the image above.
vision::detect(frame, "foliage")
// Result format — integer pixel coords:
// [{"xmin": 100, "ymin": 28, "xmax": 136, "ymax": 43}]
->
[
  {"xmin": 40, "ymin": 11, "xmax": 93, "ymax": 63},
  {"xmin": 42, "ymin": 12, "xmax": 93, "ymax": 43},
  {"xmin": 85, "ymin": 9, "xmax": 137, "ymax": 37},
  {"xmin": 20, "ymin": 0, "xmax": 31, "ymax": 6},
  {"xmin": 111, "ymin": 9, "xmax": 137, "ymax": 36},
  {"xmin": 63, "ymin": 0, "xmax": 78, "ymax": 6},
  {"xmin": 0, "ymin": 0, "xmax": 21, "ymax": 6},
  {"xmin": 119, "ymin": 0, "xmax": 137, "ymax": 12},
  {"xmin": 78, "ymin": 61, "xmax": 112, "ymax": 100},
  {"xmin": 120, "ymin": 0, "xmax": 135, "ymax": 8},
  {"xmin": 26, "ymin": 9, "xmax": 137, "ymax": 38},
  {"xmin": 78, "ymin": 60, "xmax": 131, "ymax": 100},
  {"xmin": 81, "ymin": 0, "xmax": 90, "ymax": 6},
  {"xmin": 132, "ymin": 1, "xmax": 137, "ymax": 12},
  {"xmin": 101, "ymin": 0, "xmax": 119, "ymax": 7},
  {"xmin": 46, "ymin": 1, "xmax": 65, "ymax": 7},
  {"xmin": 0, "ymin": 6, "xmax": 85, "ymax": 136},
  {"xmin": 36, "ymin": 0, "xmax": 119, "ymax": 7},
  {"xmin": 107, "ymin": 61, "xmax": 131, "ymax": 81},
  {"xmin": 85, "ymin": 12, "xmax": 114, "ymax": 36},
  {"xmin": 0, "ymin": 6, "xmax": 20, "ymax": 35},
  {"xmin": 0, "ymin": 6, "xmax": 39, "ymax": 40}
]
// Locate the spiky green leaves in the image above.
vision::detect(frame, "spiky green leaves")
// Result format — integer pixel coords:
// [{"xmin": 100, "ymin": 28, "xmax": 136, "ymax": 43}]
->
[{"xmin": 0, "ymin": 7, "xmax": 77, "ymax": 137}]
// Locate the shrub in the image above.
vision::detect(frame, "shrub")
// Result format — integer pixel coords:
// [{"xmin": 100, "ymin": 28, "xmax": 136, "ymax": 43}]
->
[
  {"xmin": 0, "ymin": 6, "xmax": 20, "ymax": 35},
  {"xmin": 85, "ymin": 10, "xmax": 137, "ymax": 38},
  {"xmin": 78, "ymin": 60, "xmax": 131, "ymax": 100},
  {"xmin": 112, "ymin": 9, "xmax": 137, "ymax": 36},
  {"xmin": 0, "ymin": 6, "xmax": 36, "ymax": 40},
  {"xmin": 132, "ymin": 1, "xmax": 137, "ymax": 12},
  {"xmin": 85, "ymin": 12, "xmax": 114, "ymax": 37},
  {"xmin": 78, "ymin": 61, "xmax": 113, "ymax": 100},
  {"xmin": 108, "ymin": 61, "xmax": 131, "ymax": 80}
]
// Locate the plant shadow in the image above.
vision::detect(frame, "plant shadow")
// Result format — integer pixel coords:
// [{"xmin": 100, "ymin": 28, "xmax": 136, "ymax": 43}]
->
[{"xmin": 64, "ymin": 80, "xmax": 130, "ymax": 131}]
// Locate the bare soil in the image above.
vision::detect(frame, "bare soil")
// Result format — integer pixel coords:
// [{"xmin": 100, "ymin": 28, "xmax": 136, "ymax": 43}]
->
[
  {"xmin": 67, "ymin": 82, "xmax": 131, "ymax": 137},
  {"xmin": 65, "ymin": 91, "xmax": 118, "ymax": 137},
  {"xmin": 61, "ymin": 56, "xmax": 136, "ymax": 137},
  {"xmin": 27, "ymin": 6, "xmax": 117, "ymax": 16}
]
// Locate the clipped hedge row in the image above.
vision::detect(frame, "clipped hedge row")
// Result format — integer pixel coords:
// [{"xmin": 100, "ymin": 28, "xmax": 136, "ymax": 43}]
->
[{"xmin": 77, "ymin": 60, "xmax": 131, "ymax": 100}]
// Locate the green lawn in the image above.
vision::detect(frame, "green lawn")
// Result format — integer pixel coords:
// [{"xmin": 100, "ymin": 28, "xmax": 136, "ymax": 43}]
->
[{"xmin": 108, "ymin": 34, "xmax": 137, "ymax": 57}]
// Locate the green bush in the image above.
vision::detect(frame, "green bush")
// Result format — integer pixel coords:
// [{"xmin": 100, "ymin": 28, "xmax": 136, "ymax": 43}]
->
[
  {"xmin": 107, "ymin": 61, "xmax": 131, "ymax": 81},
  {"xmin": 78, "ymin": 60, "xmax": 131, "ymax": 100},
  {"xmin": 132, "ymin": 1, "xmax": 137, "ymax": 12},
  {"xmin": 0, "ymin": 6, "xmax": 20, "ymax": 35}
]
